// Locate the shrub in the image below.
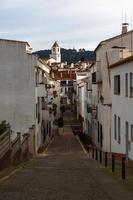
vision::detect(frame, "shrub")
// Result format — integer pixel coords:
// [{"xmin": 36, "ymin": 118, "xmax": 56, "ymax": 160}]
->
[{"xmin": 0, "ymin": 121, "xmax": 10, "ymax": 136}]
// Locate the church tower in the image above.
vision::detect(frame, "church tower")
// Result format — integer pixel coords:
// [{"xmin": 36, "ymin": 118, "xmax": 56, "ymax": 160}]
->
[{"xmin": 50, "ymin": 41, "xmax": 61, "ymax": 63}]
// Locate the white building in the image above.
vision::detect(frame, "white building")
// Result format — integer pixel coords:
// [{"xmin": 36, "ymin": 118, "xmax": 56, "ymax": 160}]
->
[
  {"xmin": 49, "ymin": 41, "xmax": 61, "ymax": 64},
  {"xmin": 76, "ymin": 67, "xmax": 90, "ymax": 133},
  {"xmin": 0, "ymin": 39, "xmax": 50, "ymax": 154},
  {"xmin": 35, "ymin": 58, "xmax": 51, "ymax": 152},
  {"xmin": 93, "ymin": 27, "xmax": 133, "ymax": 152},
  {"xmin": 86, "ymin": 64, "xmax": 98, "ymax": 144},
  {"xmin": 110, "ymin": 56, "xmax": 133, "ymax": 160},
  {"xmin": 77, "ymin": 78, "xmax": 88, "ymax": 133}
]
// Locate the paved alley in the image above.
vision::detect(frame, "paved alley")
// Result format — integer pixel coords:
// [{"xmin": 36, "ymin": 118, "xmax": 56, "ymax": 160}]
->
[{"xmin": 0, "ymin": 111, "xmax": 133, "ymax": 200}]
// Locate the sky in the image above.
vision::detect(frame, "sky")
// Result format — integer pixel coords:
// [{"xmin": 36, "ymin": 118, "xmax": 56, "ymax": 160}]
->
[{"xmin": 0, "ymin": 0, "xmax": 133, "ymax": 51}]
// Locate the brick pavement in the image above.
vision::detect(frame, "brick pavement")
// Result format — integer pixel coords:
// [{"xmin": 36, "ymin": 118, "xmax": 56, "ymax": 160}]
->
[{"xmin": 0, "ymin": 111, "xmax": 132, "ymax": 199}]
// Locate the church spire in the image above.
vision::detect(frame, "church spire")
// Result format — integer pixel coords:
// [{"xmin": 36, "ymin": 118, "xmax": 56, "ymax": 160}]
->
[{"xmin": 50, "ymin": 41, "xmax": 61, "ymax": 63}]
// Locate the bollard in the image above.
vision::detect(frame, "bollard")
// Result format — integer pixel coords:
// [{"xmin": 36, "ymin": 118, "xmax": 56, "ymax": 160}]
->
[
  {"xmin": 95, "ymin": 149, "xmax": 98, "ymax": 160},
  {"xmin": 99, "ymin": 150, "xmax": 102, "ymax": 163},
  {"xmin": 92, "ymin": 147, "xmax": 94, "ymax": 159},
  {"xmin": 112, "ymin": 154, "xmax": 115, "ymax": 172},
  {"xmin": 105, "ymin": 152, "xmax": 108, "ymax": 167},
  {"xmin": 122, "ymin": 157, "xmax": 126, "ymax": 179}
]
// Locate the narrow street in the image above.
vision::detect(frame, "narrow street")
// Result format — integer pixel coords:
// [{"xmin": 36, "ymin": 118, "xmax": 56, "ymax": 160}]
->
[{"xmin": 0, "ymin": 111, "xmax": 132, "ymax": 200}]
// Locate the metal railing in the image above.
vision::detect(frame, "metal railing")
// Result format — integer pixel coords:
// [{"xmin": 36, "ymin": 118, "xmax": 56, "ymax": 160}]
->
[{"xmin": 0, "ymin": 129, "xmax": 11, "ymax": 159}]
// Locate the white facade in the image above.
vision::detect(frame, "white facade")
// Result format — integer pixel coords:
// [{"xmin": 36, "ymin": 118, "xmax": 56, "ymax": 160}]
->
[
  {"xmin": 0, "ymin": 39, "xmax": 50, "ymax": 153},
  {"xmin": 48, "ymin": 79, "xmax": 61, "ymax": 120},
  {"xmin": 110, "ymin": 58, "xmax": 133, "ymax": 160},
  {"xmin": 0, "ymin": 40, "xmax": 35, "ymax": 137},
  {"xmin": 35, "ymin": 60, "xmax": 51, "ymax": 151},
  {"xmin": 77, "ymin": 78, "xmax": 87, "ymax": 133},
  {"xmin": 87, "ymin": 65, "xmax": 98, "ymax": 144},
  {"xmin": 94, "ymin": 30, "xmax": 133, "ymax": 152}
]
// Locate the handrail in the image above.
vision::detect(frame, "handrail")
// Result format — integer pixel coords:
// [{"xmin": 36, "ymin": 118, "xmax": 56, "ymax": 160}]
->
[{"xmin": 0, "ymin": 130, "xmax": 10, "ymax": 141}]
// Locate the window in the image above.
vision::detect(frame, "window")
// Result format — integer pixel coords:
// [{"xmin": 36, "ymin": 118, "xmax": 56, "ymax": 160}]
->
[
  {"xmin": 114, "ymin": 114, "xmax": 117, "ymax": 140},
  {"xmin": 60, "ymin": 81, "xmax": 66, "ymax": 86},
  {"xmin": 98, "ymin": 121, "xmax": 100, "ymax": 143},
  {"xmin": 130, "ymin": 73, "xmax": 133, "ymax": 97},
  {"xmin": 100, "ymin": 124, "xmax": 103, "ymax": 147},
  {"xmin": 41, "ymin": 97, "xmax": 46, "ymax": 110},
  {"xmin": 114, "ymin": 75, "xmax": 120, "ymax": 95},
  {"xmin": 37, "ymin": 97, "xmax": 40, "ymax": 123},
  {"xmin": 47, "ymin": 122, "xmax": 49, "ymax": 134},
  {"xmin": 65, "ymin": 87, "xmax": 67, "ymax": 95},
  {"xmin": 35, "ymin": 71, "xmax": 39, "ymax": 86},
  {"xmin": 42, "ymin": 72, "xmax": 45, "ymax": 83},
  {"xmin": 92, "ymin": 72, "xmax": 96, "ymax": 84},
  {"xmin": 125, "ymin": 73, "xmax": 128, "ymax": 97},
  {"xmin": 68, "ymin": 80, "xmax": 73, "ymax": 86},
  {"xmin": 125, "ymin": 121, "xmax": 129, "ymax": 151},
  {"xmin": 36, "ymin": 104, "xmax": 37, "ymax": 118},
  {"xmin": 131, "ymin": 125, "xmax": 133, "ymax": 142},
  {"xmin": 118, "ymin": 117, "xmax": 121, "ymax": 144}
]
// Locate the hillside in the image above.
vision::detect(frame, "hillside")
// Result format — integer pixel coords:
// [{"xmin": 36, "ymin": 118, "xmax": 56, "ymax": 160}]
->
[{"xmin": 33, "ymin": 48, "xmax": 96, "ymax": 64}]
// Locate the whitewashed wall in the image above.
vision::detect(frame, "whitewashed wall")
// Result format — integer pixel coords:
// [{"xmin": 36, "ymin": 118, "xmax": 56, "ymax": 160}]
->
[
  {"xmin": 96, "ymin": 31, "xmax": 133, "ymax": 152},
  {"xmin": 0, "ymin": 40, "xmax": 36, "ymax": 139},
  {"xmin": 111, "ymin": 60, "xmax": 133, "ymax": 160}
]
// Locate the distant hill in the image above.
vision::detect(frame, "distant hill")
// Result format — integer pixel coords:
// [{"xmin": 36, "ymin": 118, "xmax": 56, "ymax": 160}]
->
[{"xmin": 33, "ymin": 48, "xmax": 96, "ymax": 64}]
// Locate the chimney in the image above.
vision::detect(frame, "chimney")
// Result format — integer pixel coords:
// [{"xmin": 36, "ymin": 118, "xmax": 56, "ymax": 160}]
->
[{"xmin": 122, "ymin": 23, "xmax": 129, "ymax": 34}]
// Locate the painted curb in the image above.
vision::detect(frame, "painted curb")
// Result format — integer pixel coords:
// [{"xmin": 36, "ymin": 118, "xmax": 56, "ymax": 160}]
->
[{"xmin": 76, "ymin": 135, "xmax": 88, "ymax": 154}]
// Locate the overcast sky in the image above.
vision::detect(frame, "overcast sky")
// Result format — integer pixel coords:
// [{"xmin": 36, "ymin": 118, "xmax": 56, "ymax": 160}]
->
[{"xmin": 0, "ymin": 0, "xmax": 133, "ymax": 51}]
